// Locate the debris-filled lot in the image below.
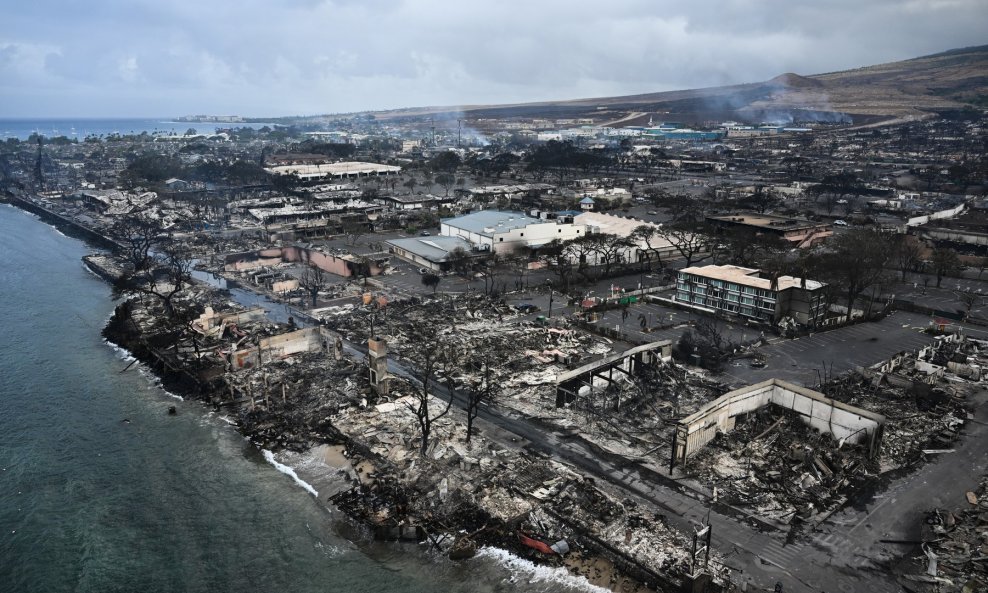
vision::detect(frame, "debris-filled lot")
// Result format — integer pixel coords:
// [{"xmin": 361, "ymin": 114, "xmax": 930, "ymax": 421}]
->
[
  {"xmin": 899, "ymin": 475, "xmax": 988, "ymax": 592},
  {"xmin": 104, "ymin": 285, "xmax": 709, "ymax": 591}
]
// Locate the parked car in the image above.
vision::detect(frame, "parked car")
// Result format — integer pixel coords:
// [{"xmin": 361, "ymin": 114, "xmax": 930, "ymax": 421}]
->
[
  {"xmin": 834, "ymin": 220, "xmax": 848, "ymax": 226},
  {"xmin": 420, "ymin": 230, "xmax": 432, "ymax": 236},
  {"xmin": 515, "ymin": 303, "xmax": 540, "ymax": 314}
]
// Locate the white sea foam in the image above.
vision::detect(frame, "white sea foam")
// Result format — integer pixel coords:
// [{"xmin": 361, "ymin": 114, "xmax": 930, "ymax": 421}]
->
[
  {"xmin": 475, "ymin": 547, "xmax": 611, "ymax": 593},
  {"xmin": 262, "ymin": 449, "xmax": 319, "ymax": 497},
  {"xmin": 81, "ymin": 262, "xmax": 103, "ymax": 280},
  {"xmin": 161, "ymin": 389, "xmax": 184, "ymax": 401},
  {"xmin": 102, "ymin": 337, "xmax": 185, "ymax": 400},
  {"xmin": 102, "ymin": 338, "xmax": 136, "ymax": 362}
]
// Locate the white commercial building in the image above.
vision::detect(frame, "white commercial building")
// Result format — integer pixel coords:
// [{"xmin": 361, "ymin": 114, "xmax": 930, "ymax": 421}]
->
[
  {"xmin": 440, "ymin": 210, "xmax": 584, "ymax": 254},
  {"xmin": 264, "ymin": 161, "xmax": 401, "ymax": 181}
]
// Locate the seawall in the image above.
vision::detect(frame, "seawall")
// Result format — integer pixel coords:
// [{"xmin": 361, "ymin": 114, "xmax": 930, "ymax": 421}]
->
[{"xmin": 6, "ymin": 194, "xmax": 125, "ymax": 252}]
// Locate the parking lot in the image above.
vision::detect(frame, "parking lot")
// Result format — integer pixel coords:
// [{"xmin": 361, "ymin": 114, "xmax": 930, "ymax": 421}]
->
[
  {"xmin": 591, "ymin": 300, "xmax": 766, "ymax": 346},
  {"xmin": 893, "ymin": 273, "xmax": 988, "ymax": 317},
  {"xmin": 718, "ymin": 311, "xmax": 937, "ymax": 387}
]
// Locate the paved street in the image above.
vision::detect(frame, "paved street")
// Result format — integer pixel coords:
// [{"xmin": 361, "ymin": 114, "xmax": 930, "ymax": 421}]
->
[
  {"xmin": 719, "ymin": 311, "xmax": 937, "ymax": 387},
  {"xmin": 253, "ymin": 278, "xmax": 985, "ymax": 593},
  {"xmin": 349, "ymin": 338, "xmax": 919, "ymax": 593}
]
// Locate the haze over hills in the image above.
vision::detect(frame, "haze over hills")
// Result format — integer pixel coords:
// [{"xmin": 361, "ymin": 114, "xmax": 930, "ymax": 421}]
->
[{"xmin": 368, "ymin": 45, "xmax": 988, "ymax": 127}]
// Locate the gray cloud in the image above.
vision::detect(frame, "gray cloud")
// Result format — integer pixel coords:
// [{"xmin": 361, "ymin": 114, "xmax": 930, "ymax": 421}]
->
[{"xmin": 1, "ymin": 0, "xmax": 986, "ymax": 116}]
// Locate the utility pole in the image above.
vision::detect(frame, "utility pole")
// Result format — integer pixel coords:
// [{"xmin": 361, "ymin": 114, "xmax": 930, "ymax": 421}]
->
[{"xmin": 457, "ymin": 118, "xmax": 462, "ymax": 148}]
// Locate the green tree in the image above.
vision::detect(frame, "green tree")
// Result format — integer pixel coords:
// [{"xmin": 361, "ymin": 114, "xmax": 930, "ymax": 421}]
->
[
  {"xmin": 429, "ymin": 151, "xmax": 461, "ymax": 175},
  {"xmin": 422, "ymin": 273, "xmax": 441, "ymax": 293}
]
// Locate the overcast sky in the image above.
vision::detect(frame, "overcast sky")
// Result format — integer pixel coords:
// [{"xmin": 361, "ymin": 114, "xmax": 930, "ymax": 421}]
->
[{"xmin": 1, "ymin": 0, "xmax": 985, "ymax": 118}]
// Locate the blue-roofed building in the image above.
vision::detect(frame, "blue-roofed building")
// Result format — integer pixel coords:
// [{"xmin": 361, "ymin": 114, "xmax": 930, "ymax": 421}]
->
[
  {"xmin": 643, "ymin": 128, "xmax": 725, "ymax": 141},
  {"xmin": 579, "ymin": 196, "xmax": 596, "ymax": 211},
  {"xmin": 440, "ymin": 210, "xmax": 584, "ymax": 254}
]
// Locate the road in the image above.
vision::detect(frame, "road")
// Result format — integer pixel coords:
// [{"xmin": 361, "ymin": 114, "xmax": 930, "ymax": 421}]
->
[
  {"xmin": 247, "ymin": 281, "xmax": 980, "ymax": 592},
  {"xmin": 718, "ymin": 311, "xmax": 937, "ymax": 387},
  {"xmin": 340, "ymin": 335, "xmax": 909, "ymax": 593}
]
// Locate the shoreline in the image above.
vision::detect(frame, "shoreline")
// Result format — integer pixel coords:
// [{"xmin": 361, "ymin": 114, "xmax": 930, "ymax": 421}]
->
[
  {"xmin": 3, "ymin": 196, "xmax": 699, "ymax": 593},
  {"xmin": 99, "ymin": 299, "xmax": 665, "ymax": 593}
]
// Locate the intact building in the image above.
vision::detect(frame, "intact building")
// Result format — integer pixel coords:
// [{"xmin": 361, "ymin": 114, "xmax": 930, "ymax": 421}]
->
[
  {"xmin": 264, "ymin": 161, "xmax": 401, "ymax": 182},
  {"xmin": 676, "ymin": 265, "xmax": 827, "ymax": 326},
  {"xmin": 440, "ymin": 210, "xmax": 584, "ymax": 254},
  {"xmin": 386, "ymin": 235, "xmax": 477, "ymax": 272}
]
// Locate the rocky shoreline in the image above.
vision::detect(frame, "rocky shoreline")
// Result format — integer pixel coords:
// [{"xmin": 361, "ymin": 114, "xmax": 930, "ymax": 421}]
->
[{"xmin": 95, "ymin": 273, "xmax": 698, "ymax": 593}]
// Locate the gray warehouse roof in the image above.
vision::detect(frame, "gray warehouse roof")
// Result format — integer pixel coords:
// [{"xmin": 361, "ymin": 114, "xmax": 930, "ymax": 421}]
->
[
  {"xmin": 387, "ymin": 236, "xmax": 473, "ymax": 263},
  {"xmin": 442, "ymin": 210, "xmax": 552, "ymax": 237}
]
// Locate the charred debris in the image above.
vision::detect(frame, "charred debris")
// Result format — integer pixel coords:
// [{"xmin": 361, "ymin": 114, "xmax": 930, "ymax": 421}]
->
[{"xmin": 102, "ymin": 287, "xmax": 727, "ymax": 591}]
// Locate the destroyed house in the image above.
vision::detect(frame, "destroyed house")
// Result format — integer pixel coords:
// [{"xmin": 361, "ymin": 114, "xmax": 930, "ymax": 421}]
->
[
  {"xmin": 676, "ymin": 265, "xmax": 826, "ymax": 326},
  {"xmin": 706, "ymin": 214, "xmax": 832, "ymax": 248},
  {"xmin": 671, "ymin": 378, "xmax": 886, "ymax": 468}
]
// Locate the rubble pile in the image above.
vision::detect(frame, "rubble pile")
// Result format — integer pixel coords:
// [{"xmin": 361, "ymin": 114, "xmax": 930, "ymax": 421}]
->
[
  {"xmin": 550, "ymin": 480, "xmax": 693, "ymax": 570},
  {"xmin": 225, "ymin": 352, "xmax": 365, "ymax": 450},
  {"xmin": 900, "ymin": 476, "xmax": 988, "ymax": 592},
  {"xmin": 185, "ymin": 233, "xmax": 269, "ymax": 261},
  {"xmin": 325, "ymin": 293, "xmax": 615, "ymax": 397},
  {"xmin": 685, "ymin": 409, "xmax": 871, "ymax": 524},
  {"xmin": 510, "ymin": 359, "xmax": 726, "ymax": 460},
  {"xmin": 323, "ymin": 294, "xmax": 518, "ymax": 343},
  {"xmin": 822, "ymin": 372, "xmax": 973, "ymax": 470}
]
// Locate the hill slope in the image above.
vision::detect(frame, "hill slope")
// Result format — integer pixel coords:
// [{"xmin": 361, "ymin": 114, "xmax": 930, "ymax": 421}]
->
[{"xmin": 370, "ymin": 45, "xmax": 988, "ymax": 125}]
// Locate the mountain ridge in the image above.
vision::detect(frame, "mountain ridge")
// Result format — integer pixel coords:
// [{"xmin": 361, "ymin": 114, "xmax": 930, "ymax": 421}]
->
[{"xmin": 367, "ymin": 45, "xmax": 988, "ymax": 125}]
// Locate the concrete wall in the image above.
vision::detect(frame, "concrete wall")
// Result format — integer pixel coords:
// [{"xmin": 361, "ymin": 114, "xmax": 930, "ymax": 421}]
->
[
  {"xmin": 225, "ymin": 246, "xmax": 385, "ymax": 278},
  {"xmin": 441, "ymin": 220, "xmax": 584, "ymax": 255},
  {"xmin": 917, "ymin": 227, "xmax": 988, "ymax": 246},
  {"xmin": 192, "ymin": 307, "xmax": 267, "ymax": 336},
  {"xmin": 232, "ymin": 326, "xmax": 338, "ymax": 369},
  {"xmin": 673, "ymin": 379, "xmax": 885, "ymax": 466},
  {"xmin": 491, "ymin": 221, "xmax": 584, "ymax": 254},
  {"xmin": 907, "ymin": 203, "xmax": 965, "ymax": 227}
]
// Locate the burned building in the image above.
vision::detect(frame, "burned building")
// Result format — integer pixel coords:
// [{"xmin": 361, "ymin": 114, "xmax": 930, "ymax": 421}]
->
[{"xmin": 706, "ymin": 213, "xmax": 832, "ymax": 248}]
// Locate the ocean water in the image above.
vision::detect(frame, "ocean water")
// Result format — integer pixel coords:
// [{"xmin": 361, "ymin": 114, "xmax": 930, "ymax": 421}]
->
[
  {"xmin": 0, "ymin": 119, "xmax": 278, "ymax": 141},
  {"xmin": 0, "ymin": 204, "xmax": 603, "ymax": 593}
]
